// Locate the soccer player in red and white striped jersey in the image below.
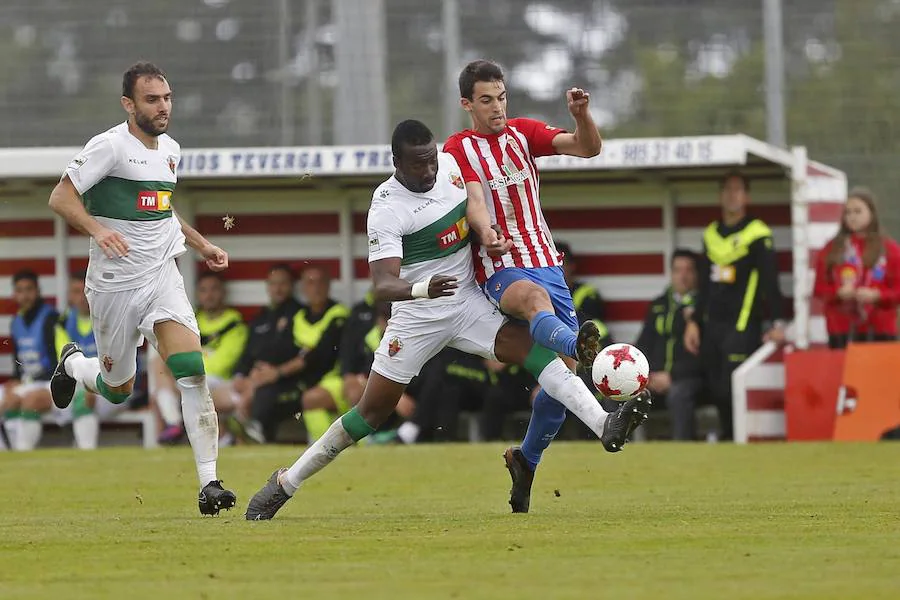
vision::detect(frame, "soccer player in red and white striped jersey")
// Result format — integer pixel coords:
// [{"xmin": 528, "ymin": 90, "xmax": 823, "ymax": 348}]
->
[{"xmin": 445, "ymin": 60, "xmax": 651, "ymax": 513}]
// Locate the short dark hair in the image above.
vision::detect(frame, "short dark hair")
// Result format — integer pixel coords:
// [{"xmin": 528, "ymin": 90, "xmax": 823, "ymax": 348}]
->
[
  {"xmin": 70, "ymin": 270, "xmax": 87, "ymax": 282},
  {"xmin": 198, "ymin": 271, "xmax": 225, "ymax": 285},
  {"xmin": 720, "ymin": 170, "xmax": 750, "ymax": 192},
  {"xmin": 13, "ymin": 270, "xmax": 38, "ymax": 285},
  {"xmin": 299, "ymin": 264, "xmax": 331, "ymax": 280},
  {"xmin": 671, "ymin": 248, "xmax": 699, "ymax": 268},
  {"xmin": 268, "ymin": 263, "xmax": 295, "ymax": 280},
  {"xmin": 459, "ymin": 60, "xmax": 505, "ymax": 101},
  {"xmin": 391, "ymin": 120, "xmax": 434, "ymax": 160},
  {"xmin": 122, "ymin": 62, "xmax": 167, "ymax": 99}
]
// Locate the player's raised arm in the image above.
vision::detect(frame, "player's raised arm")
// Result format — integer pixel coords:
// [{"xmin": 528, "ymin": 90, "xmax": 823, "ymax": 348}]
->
[
  {"xmin": 551, "ymin": 88, "xmax": 602, "ymax": 158},
  {"xmin": 370, "ymin": 257, "xmax": 457, "ymax": 302}
]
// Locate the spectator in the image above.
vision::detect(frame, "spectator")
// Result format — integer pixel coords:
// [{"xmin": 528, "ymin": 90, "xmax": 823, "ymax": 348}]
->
[
  {"xmin": 814, "ymin": 187, "xmax": 900, "ymax": 348},
  {"xmin": 293, "ymin": 266, "xmax": 350, "ymax": 442},
  {"xmin": 54, "ymin": 271, "xmax": 101, "ymax": 449},
  {"xmin": 684, "ymin": 172, "xmax": 785, "ymax": 441},
  {"xmin": 229, "ymin": 264, "xmax": 304, "ymax": 443},
  {"xmin": 338, "ymin": 288, "xmax": 376, "ymax": 407},
  {"xmin": 480, "ymin": 360, "xmax": 538, "ymax": 441},
  {"xmin": 1, "ymin": 271, "xmax": 58, "ymax": 451},
  {"xmin": 635, "ymin": 250, "xmax": 705, "ymax": 440},
  {"xmin": 399, "ymin": 348, "xmax": 494, "ymax": 442},
  {"xmin": 152, "ymin": 271, "xmax": 248, "ymax": 444}
]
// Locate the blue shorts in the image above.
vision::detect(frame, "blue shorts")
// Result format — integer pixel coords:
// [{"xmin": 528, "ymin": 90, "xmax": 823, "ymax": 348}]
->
[{"xmin": 483, "ymin": 266, "xmax": 578, "ymax": 332}]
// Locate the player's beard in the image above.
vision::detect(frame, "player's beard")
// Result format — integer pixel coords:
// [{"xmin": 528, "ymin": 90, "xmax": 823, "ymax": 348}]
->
[{"xmin": 135, "ymin": 111, "xmax": 168, "ymax": 137}]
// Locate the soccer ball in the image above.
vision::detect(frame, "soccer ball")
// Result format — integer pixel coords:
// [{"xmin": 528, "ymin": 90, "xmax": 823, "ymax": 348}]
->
[{"xmin": 591, "ymin": 343, "xmax": 650, "ymax": 401}]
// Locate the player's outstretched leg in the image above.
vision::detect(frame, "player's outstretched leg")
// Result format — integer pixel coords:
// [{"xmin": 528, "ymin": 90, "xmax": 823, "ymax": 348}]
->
[
  {"xmin": 246, "ymin": 372, "xmax": 403, "ymax": 521},
  {"xmin": 246, "ymin": 407, "xmax": 376, "ymax": 520},
  {"xmin": 503, "ymin": 344, "xmax": 650, "ymax": 512}
]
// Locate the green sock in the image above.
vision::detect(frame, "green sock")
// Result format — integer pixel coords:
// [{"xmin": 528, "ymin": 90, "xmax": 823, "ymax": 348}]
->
[
  {"xmin": 20, "ymin": 410, "xmax": 42, "ymax": 421},
  {"xmin": 72, "ymin": 390, "xmax": 94, "ymax": 419},
  {"xmin": 523, "ymin": 344, "xmax": 558, "ymax": 379},
  {"xmin": 340, "ymin": 407, "xmax": 376, "ymax": 442},
  {"xmin": 95, "ymin": 374, "xmax": 130, "ymax": 405},
  {"xmin": 3, "ymin": 409, "xmax": 20, "ymax": 420},
  {"xmin": 302, "ymin": 409, "xmax": 335, "ymax": 443}
]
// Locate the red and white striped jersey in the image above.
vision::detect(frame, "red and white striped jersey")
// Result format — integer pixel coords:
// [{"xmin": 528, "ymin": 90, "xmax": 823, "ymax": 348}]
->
[{"xmin": 443, "ymin": 117, "xmax": 566, "ymax": 284}]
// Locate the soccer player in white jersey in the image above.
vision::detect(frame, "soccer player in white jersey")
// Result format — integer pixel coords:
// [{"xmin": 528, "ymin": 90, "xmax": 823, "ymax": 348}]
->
[
  {"xmin": 443, "ymin": 60, "xmax": 651, "ymax": 512},
  {"xmin": 47, "ymin": 62, "xmax": 236, "ymax": 516},
  {"xmin": 244, "ymin": 120, "xmax": 638, "ymax": 520}
]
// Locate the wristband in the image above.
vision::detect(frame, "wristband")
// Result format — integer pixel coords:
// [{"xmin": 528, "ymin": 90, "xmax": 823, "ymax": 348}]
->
[{"xmin": 411, "ymin": 276, "xmax": 433, "ymax": 299}]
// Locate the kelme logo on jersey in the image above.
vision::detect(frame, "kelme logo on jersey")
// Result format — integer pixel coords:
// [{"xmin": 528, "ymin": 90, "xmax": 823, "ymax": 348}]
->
[
  {"xmin": 136, "ymin": 190, "xmax": 172, "ymax": 211},
  {"xmin": 437, "ymin": 217, "xmax": 469, "ymax": 250}
]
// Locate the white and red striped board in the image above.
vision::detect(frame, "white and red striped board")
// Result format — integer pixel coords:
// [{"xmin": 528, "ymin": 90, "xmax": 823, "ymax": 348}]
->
[
  {"xmin": 0, "ymin": 133, "xmax": 848, "ymax": 448},
  {"xmin": 735, "ymin": 159, "xmax": 846, "ymax": 442},
  {"xmin": 1, "ymin": 178, "xmax": 800, "ymax": 384}
]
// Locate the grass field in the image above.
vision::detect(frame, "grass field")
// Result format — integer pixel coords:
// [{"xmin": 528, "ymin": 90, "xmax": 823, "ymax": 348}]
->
[{"xmin": 1, "ymin": 442, "xmax": 899, "ymax": 599}]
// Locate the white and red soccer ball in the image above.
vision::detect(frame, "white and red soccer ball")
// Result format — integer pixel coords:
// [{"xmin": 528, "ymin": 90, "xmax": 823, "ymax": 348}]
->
[{"xmin": 591, "ymin": 343, "xmax": 650, "ymax": 401}]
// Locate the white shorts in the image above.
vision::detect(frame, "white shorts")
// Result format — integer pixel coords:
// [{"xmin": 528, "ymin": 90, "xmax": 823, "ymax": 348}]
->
[
  {"xmin": 86, "ymin": 258, "xmax": 199, "ymax": 387},
  {"xmin": 371, "ymin": 286, "xmax": 507, "ymax": 385}
]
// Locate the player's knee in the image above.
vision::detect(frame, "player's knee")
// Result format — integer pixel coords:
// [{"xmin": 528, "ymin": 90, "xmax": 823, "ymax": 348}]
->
[
  {"xmin": 22, "ymin": 391, "xmax": 51, "ymax": 412},
  {"xmin": 109, "ymin": 379, "xmax": 135, "ymax": 395},
  {"xmin": 302, "ymin": 387, "xmax": 335, "ymax": 411},
  {"xmin": 524, "ymin": 285, "xmax": 553, "ymax": 317}
]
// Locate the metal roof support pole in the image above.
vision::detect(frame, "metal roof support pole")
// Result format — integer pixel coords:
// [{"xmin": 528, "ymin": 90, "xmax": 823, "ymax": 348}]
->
[{"xmin": 53, "ymin": 214, "xmax": 69, "ymax": 313}]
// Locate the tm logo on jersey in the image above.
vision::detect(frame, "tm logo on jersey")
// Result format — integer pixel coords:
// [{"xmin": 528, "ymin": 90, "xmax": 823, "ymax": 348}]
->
[
  {"xmin": 136, "ymin": 190, "xmax": 172, "ymax": 211},
  {"xmin": 437, "ymin": 217, "xmax": 469, "ymax": 250},
  {"xmin": 489, "ymin": 164, "xmax": 530, "ymax": 191}
]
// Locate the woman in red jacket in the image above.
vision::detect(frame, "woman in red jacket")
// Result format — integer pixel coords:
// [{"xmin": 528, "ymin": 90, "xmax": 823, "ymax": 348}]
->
[{"xmin": 814, "ymin": 187, "xmax": 900, "ymax": 348}]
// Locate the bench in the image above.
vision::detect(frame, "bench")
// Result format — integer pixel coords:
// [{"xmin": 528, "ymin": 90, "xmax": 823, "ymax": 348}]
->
[{"xmin": 41, "ymin": 410, "xmax": 159, "ymax": 449}]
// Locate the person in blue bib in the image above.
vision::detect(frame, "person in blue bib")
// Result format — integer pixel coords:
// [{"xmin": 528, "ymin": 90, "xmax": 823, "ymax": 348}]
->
[
  {"xmin": 54, "ymin": 272, "xmax": 103, "ymax": 449},
  {"xmin": 1, "ymin": 271, "xmax": 59, "ymax": 450}
]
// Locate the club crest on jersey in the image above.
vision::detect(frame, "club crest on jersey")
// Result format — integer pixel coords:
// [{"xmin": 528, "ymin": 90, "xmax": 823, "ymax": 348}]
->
[
  {"xmin": 102, "ymin": 354, "xmax": 114, "ymax": 373},
  {"xmin": 388, "ymin": 336, "xmax": 402, "ymax": 357},
  {"xmin": 167, "ymin": 155, "xmax": 177, "ymax": 174},
  {"xmin": 437, "ymin": 218, "xmax": 469, "ymax": 250},
  {"xmin": 450, "ymin": 172, "xmax": 464, "ymax": 189},
  {"xmin": 136, "ymin": 190, "xmax": 172, "ymax": 211}
]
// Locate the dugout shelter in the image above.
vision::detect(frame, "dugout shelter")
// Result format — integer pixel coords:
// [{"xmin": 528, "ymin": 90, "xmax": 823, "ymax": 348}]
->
[{"xmin": 0, "ymin": 135, "xmax": 847, "ymax": 443}]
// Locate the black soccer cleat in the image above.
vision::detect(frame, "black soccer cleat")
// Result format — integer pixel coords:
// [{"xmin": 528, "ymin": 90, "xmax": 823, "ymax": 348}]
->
[
  {"xmin": 198, "ymin": 480, "xmax": 237, "ymax": 516},
  {"xmin": 51, "ymin": 342, "xmax": 82, "ymax": 409},
  {"xmin": 575, "ymin": 320, "xmax": 603, "ymax": 369},
  {"xmin": 245, "ymin": 468, "xmax": 292, "ymax": 521},
  {"xmin": 503, "ymin": 446, "xmax": 535, "ymax": 514},
  {"xmin": 600, "ymin": 390, "xmax": 651, "ymax": 453}
]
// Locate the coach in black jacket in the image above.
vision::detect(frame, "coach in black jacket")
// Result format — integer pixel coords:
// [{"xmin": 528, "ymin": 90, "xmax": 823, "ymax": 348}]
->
[{"xmin": 635, "ymin": 250, "xmax": 705, "ymax": 440}]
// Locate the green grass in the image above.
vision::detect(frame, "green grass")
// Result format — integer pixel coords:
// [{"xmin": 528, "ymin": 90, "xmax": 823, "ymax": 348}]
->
[{"xmin": 1, "ymin": 443, "xmax": 899, "ymax": 599}]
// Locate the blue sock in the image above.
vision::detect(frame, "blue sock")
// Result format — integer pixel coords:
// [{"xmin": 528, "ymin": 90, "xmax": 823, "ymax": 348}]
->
[
  {"xmin": 520, "ymin": 389, "xmax": 568, "ymax": 471},
  {"xmin": 529, "ymin": 311, "xmax": 577, "ymax": 359}
]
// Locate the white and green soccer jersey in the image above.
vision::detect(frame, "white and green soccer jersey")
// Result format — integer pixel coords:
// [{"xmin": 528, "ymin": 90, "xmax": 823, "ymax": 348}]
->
[
  {"xmin": 64, "ymin": 122, "xmax": 186, "ymax": 292},
  {"xmin": 367, "ymin": 152, "xmax": 475, "ymax": 308}
]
